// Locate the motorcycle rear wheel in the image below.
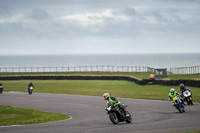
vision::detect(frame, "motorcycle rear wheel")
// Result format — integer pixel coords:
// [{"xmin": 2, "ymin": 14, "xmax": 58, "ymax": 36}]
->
[
  {"xmin": 109, "ymin": 112, "xmax": 119, "ymax": 124},
  {"xmin": 186, "ymin": 99, "xmax": 190, "ymax": 105}
]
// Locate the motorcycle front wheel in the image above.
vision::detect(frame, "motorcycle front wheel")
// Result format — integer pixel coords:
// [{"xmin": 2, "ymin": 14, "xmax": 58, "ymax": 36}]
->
[
  {"xmin": 28, "ymin": 89, "xmax": 33, "ymax": 94},
  {"xmin": 125, "ymin": 111, "xmax": 132, "ymax": 123},
  {"xmin": 190, "ymin": 97, "xmax": 193, "ymax": 105},
  {"xmin": 176, "ymin": 105, "xmax": 182, "ymax": 113},
  {"xmin": 186, "ymin": 98, "xmax": 190, "ymax": 105},
  {"xmin": 109, "ymin": 112, "xmax": 119, "ymax": 124}
]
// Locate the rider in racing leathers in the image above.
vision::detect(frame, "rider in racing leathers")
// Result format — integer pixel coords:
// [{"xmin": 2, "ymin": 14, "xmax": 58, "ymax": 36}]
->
[
  {"xmin": 28, "ymin": 82, "xmax": 34, "ymax": 91},
  {"xmin": 169, "ymin": 88, "xmax": 179, "ymax": 101},
  {"xmin": 169, "ymin": 88, "xmax": 184, "ymax": 107},
  {"xmin": 28, "ymin": 82, "xmax": 34, "ymax": 88},
  {"xmin": 180, "ymin": 84, "xmax": 192, "ymax": 96},
  {"xmin": 103, "ymin": 93, "xmax": 128, "ymax": 117},
  {"xmin": 179, "ymin": 84, "xmax": 192, "ymax": 104}
]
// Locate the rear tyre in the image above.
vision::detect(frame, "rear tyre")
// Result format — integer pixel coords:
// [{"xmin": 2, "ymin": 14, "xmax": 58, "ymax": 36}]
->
[{"xmin": 109, "ymin": 112, "xmax": 119, "ymax": 124}]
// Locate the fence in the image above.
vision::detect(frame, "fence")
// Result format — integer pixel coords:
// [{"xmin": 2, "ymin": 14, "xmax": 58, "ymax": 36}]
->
[
  {"xmin": 1, "ymin": 65, "xmax": 199, "ymax": 74},
  {"xmin": 0, "ymin": 66, "xmax": 154, "ymax": 73},
  {"xmin": 170, "ymin": 66, "xmax": 200, "ymax": 74}
]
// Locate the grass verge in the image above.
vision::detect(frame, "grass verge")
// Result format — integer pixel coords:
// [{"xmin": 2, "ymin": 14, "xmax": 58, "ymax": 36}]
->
[
  {"xmin": 185, "ymin": 131, "xmax": 200, "ymax": 133},
  {"xmin": 0, "ymin": 72, "xmax": 149, "ymax": 79},
  {"xmin": 1, "ymin": 72, "xmax": 200, "ymax": 80},
  {"xmin": 2, "ymin": 80, "xmax": 200, "ymax": 102},
  {"xmin": 166, "ymin": 73, "xmax": 200, "ymax": 80},
  {"xmin": 0, "ymin": 105, "xmax": 69, "ymax": 126}
]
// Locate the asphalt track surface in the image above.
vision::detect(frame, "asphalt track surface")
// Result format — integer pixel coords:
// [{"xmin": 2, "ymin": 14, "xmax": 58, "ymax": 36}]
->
[{"xmin": 0, "ymin": 92, "xmax": 200, "ymax": 133}]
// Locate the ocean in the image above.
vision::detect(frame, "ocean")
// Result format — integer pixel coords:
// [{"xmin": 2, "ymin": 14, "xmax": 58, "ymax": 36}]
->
[{"xmin": 0, "ymin": 53, "xmax": 200, "ymax": 71}]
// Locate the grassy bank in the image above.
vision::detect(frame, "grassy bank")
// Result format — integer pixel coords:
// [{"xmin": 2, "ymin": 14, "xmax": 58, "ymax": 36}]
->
[
  {"xmin": 2, "ymin": 80, "xmax": 200, "ymax": 102},
  {"xmin": 0, "ymin": 105, "xmax": 69, "ymax": 126},
  {"xmin": 1, "ymin": 72, "xmax": 200, "ymax": 80},
  {"xmin": 166, "ymin": 73, "xmax": 200, "ymax": 80},
  {"xmin": 0, "ymin": 72, "xmax": 149, "ymax": 80}
]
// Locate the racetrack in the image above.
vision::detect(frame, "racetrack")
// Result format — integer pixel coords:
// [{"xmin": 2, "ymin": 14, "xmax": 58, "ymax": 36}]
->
[{"xmin": 0, "ymin": 92, "xmax": 200, "ymax": 133}]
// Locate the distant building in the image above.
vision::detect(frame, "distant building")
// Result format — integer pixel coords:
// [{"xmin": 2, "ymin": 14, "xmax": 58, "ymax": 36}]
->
[{"xmin": 154, "ymin": 68, "xmax": 167, "ymax": 79}]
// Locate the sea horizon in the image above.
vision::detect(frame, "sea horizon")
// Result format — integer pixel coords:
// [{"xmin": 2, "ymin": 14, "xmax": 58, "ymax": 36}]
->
[
  {"xmin": 0, "ymin": 53, "xmax": 200, "ymax": 70},
  {"xmin": 0, "ymin": 52, "xmax": 200, "ymax": 56}
]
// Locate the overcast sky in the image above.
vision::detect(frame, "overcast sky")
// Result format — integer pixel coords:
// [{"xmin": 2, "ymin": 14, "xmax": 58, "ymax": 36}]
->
[{"xmin": 0, "ymin": 0, "xmax": 200, "ymax": 55}]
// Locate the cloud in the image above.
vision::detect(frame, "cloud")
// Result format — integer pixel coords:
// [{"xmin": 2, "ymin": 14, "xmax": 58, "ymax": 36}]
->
[
  {"xmin": 0, "ymin": 0, "xmax": 200, "ymax": 55},
  {"xmin": 59, "ymin": 10, "xmax": 131, "ymax": 26},
  {"xmin": 0, "ymin": 13, "xmax": 33, "ymax": 24}
]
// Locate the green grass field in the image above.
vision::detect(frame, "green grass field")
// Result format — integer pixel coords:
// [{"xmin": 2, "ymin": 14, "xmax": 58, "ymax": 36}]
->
[
  {"xmin": 0, "ymin": 105, "xmax": 69, "ymax": 126},
  {"xmin": 167, "ymin": 73, "xmax": 200, "ymax": 80},
  {"xmin": 2, "ymin": 80, "xmax": 200, "ymax": 102}
]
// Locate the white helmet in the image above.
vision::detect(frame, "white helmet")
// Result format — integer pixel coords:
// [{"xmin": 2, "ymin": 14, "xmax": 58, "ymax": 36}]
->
[{"xmin": 170, "ymin": 88, "xmax": 175, "ymax": 94}]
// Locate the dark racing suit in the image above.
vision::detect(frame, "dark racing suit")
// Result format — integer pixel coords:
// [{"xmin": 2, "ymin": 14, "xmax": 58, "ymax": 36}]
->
[
  {"xmin": 28, "ymin": 82, "xmax": 34, "ymax": 88},
  {"xmin": 28, "ymin": 82, "xmax": 34, "ymax": 92},
  {"xmin": 180, "ymin": 86, "xmax": 192, "ymax": 96},
  {"xmin": 180, "ymin": 86, "xmax": 192, "ymax": 104}
]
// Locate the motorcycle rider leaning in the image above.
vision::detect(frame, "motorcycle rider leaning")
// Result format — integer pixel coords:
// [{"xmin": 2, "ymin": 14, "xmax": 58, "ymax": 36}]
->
[
  {"xmin": 169, "ymin": 88, "xmax": 184, "ymax": 107},
  {"xmin": 103, "ymin": 93, "xmax": 128, "ymax": 117},
  {"xmin": 180, "ymin": 84, "xmax": 192, "ymax": 96},
  {"xmin": 179, "ymin": 84, "xmax": 192, "ymax": 104},
  {"xmin": 169, "ymin": 88, "xmax": 179, "ymax": 100}
]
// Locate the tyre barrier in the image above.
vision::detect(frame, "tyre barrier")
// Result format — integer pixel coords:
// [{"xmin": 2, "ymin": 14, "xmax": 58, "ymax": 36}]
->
[
  {"xmin": 152, "ymin": 79, "xmax": 200, "ymax": 87},
  {"xmin": 0, "ymin": 76, "xmax": 199, "ymax": 87}
]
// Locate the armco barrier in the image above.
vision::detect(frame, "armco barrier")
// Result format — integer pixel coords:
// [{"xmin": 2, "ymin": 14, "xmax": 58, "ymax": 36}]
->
[{"xmin": 0, "ymin": 76, "xmax": 199, "ymax": 87}]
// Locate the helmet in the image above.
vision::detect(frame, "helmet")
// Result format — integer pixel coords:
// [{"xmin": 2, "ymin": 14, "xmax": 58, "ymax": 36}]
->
[
  {"xmin": 180, "ymin": 84, "xmax": 184, "ymax": 89},
  {"xmin": 170, "ymin": 88, "xmax": 175, "ymax": 95},
  {"xmin": 103, "ymin": 93, "xmax": 110, "ymax": 100}
]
